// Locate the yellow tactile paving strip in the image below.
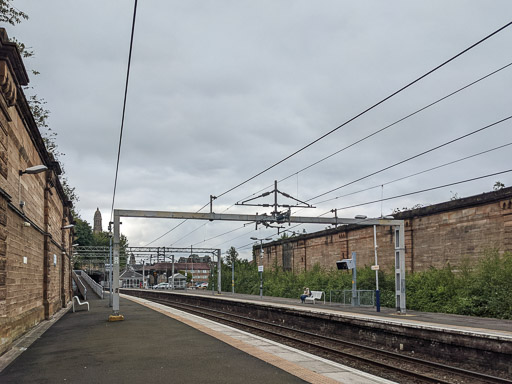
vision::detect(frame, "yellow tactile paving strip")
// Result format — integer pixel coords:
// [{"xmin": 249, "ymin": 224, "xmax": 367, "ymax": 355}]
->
[{"xmin": 124, "ymin": 295, "xmax": 342, "ymax": 384}]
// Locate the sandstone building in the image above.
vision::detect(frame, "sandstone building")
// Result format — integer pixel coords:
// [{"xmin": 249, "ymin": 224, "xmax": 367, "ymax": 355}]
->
[
  {"xmin": 255, "ymin": 187, "xmax": 512, "ymax": 273},
  {"xmin": 0, "ymin": 29, "xmax": 73, "ymax": 355}
]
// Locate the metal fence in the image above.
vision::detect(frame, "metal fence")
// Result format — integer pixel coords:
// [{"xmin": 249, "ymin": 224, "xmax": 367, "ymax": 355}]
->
[
  {"xmin": 329, "ymin": 289, "xmax": 375, "ymax": 306},
  {"xmin": 80, "ymin": 271, "xmax": 104, "ymax": 299},
  {"xmin": 72, "ymin": 270, "xmax": 87, "ymax": 300}
]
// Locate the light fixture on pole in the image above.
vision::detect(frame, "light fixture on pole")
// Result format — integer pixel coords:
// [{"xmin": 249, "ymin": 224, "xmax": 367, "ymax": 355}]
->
[
  {"xmin": 250, "ymin": 237, "xmax": 272, "ymax": 298},
  {"xmin": 19, "ymin": 164, "xmax": 48, "ymax": 176},
  {"xmin": 250, "ymin": 237, "xmax": 272, "ymax": 258},
  {"xmin": 62, "ymin": 224, "xmax": 74, "ymax": 229},
  {"xmin": 18, "ymin": 165, "xmax": 49, "ymax": 208}
]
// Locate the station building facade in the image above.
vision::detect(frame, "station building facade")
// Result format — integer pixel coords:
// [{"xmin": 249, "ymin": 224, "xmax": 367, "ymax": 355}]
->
[
  {"xmin": 0, "ymin": 29, "xmax": 73, "ymax": 355},
  {"xmin": 134, "ymin": 261, "xmax": 211, "ymax": 286},
  {"xmin": 255, "ymin": 187, "xmax": 512, "ymax": 274}
]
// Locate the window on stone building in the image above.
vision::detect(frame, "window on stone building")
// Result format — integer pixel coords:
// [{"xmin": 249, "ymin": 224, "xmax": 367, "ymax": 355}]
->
[{"xmin": 282, "ymin": 243, "xmax": 292, "ymax": 271}]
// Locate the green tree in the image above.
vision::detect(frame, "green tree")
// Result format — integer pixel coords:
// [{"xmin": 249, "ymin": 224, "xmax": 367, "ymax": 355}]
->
[
  {"xmin": 73, "ymin": 217, "xmax": 93, "ymax": 247},
  {"xmin": 0, "ymin": 0, "xmax": 28, "ymax": 26},
  {"xmin": 72, "ymin": 216, "xmax": 130, "ymax": 268},
  {"xmin": 2, "ymin": 1, "xmax": 78, "ymax": 209},
  {"xmin": 493, "ymin": 181, "xmax": 505, "ymax": 191},
  {"xmin": 179, "ymin": 271, "xmax": 193, "ymax": 283},
  {"xmin": 224, "ymin": 246, "xmax": 239, "ymax": 266}
]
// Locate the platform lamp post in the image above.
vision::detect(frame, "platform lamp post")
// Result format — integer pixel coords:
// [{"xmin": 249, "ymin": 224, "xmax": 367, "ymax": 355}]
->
[
  {"xmin": 251, "ymin": 237, "xmax": 272, "ymax": 299},
  {"xmin": 108, "ymin": 223, "xmax": 113, "ymax": 307},
  {"xmin": 231, "ymin": 251, "xmax": 235, "ymax": 295}
]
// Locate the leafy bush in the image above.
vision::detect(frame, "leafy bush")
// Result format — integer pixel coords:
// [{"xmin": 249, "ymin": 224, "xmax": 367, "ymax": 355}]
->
[{"xmin": 211, "ymin": 250, "xmax": 512, "ymax": 319}]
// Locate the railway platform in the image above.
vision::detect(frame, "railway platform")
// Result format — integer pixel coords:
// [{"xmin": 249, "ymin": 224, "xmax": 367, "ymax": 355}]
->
[
  {"xmin": 185, "ymin": 289, "xmax": 512, "ymax": 337},
  {"xmin": 123, "ymin": 288, "xmax": 512, "ymax": 380},
  {"xmin": 0, "ymin": 292, "xmax": 394, "ymax": 384}
]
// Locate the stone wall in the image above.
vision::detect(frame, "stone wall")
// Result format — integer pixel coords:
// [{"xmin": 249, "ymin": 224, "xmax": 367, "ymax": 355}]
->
[
  {"xmin": 258, "ymin": 188, "xmax": 512, "ymax": 274},
  {"xmin": 0, "ymin": 29, "xmax": 73, "ymax": 356}
]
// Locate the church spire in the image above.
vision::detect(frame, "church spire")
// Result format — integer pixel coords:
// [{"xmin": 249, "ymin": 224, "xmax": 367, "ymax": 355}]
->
[{"xmin": 93, "ymin": 207, "xmax": 102, "ymax": 234}]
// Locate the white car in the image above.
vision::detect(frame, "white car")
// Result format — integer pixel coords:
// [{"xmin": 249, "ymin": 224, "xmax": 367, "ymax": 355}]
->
[{"xmin": 153, "ymin": 283, "xmax": 170, "ymax": 289}]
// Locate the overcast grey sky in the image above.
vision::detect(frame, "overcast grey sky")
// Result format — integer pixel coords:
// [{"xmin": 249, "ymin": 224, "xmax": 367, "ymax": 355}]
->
[{"xmin": 10, "ymin": 1, "xmax": 512, "ymax": 259}]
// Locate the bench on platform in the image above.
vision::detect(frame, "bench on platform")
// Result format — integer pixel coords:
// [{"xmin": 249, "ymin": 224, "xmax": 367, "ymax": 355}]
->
[
  {"xmin": 305, "ymin": 290, "xmax": 324, "ymax": 304},
  {"xmin": 72, "ymin": 296, "xmax": 89, "ymax": 312}
]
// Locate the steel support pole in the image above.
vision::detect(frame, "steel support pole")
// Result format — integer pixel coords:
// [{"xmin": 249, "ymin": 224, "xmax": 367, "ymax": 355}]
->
[
  {"xmin": 112, "ymin": 213, "xmax": 120, "ymax": 315},
  {"xmin": 351, "ymin": 251, "xmax": 358, "ymax": 306},
  {"xmin": 211, "ymin": 259, "xmax": 214, "ymax": 294},
  {"xmin": 171, "ymin": 254, "xmax": 175, "ymax": 289},
  {"xmin": 259, "ymin": 242, "xmax": 263, "ymax": 298},
  {"xmin": 109, "ymin": 234, "xmax": 113, "ymax": 307},
  {"xmin": 373, "ymin": 225, "xmax": 380, "ymax": 312},
  {"xmin": 231, "ymin": 256, "xmax": 234, "ymax": 294},
  {"xmin": 217, "ymin": 249, "xmax": 221, "ymax": 294},
  {"xmin": 395, "ymin": 223, "xmax": 406, "ymax": 314}
]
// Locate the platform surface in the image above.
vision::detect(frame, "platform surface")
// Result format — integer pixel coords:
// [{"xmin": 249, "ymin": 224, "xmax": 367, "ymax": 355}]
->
[{"xmin": 0, "ymin": 292, "xmax": 393, "ymax": 384}]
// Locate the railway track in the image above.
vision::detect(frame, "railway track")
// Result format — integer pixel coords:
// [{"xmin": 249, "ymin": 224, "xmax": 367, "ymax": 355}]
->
[{"xmin": 143, "ymin": 294, "xmax": 511, "ymax": 384}]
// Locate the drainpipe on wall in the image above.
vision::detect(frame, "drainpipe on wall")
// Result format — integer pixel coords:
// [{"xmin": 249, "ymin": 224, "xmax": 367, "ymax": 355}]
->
[
  {"xmin": 60, "ymin": 218, "xmax": 64, "ymax": 308},
  {"xmin": 69, "ymin": 232, "xmax": 73, "ymax": 304},
  {"xmin": 43, "ymin": 170, "xmax": 51, "ymax": 319},
  {"xmin": 61, "ymin": 215, "xmax": 70, "ymax": 308}
]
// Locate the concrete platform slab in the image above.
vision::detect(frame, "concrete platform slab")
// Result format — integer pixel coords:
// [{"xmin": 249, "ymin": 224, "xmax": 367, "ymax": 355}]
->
[{"xmin": 0, "ymin": 294, "xmax": 394, "ymax": 384}]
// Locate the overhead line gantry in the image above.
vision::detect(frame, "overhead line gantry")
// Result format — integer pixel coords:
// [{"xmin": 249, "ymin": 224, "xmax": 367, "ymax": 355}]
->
[{"xmin": 111, "ymin": 209, "xmax": 406, "ymax": 321}]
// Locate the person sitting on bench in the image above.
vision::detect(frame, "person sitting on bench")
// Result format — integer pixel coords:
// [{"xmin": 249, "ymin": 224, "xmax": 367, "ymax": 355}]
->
[{"xmin": 300, "ymin": 287, "xmax": 311, "ymax": 303}]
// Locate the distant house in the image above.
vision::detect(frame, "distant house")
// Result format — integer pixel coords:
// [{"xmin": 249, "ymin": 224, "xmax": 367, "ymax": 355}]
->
[
  {"xmin": 120, "ymin": 267, "xmax": 143, "ymax": 288},
  {"xmin": 169, "ymin": 273, "xmax": 187, "ymax": 289},
  {"xmin": 135, "ymin": 261, "xmax": 211, "ymax": 284}
]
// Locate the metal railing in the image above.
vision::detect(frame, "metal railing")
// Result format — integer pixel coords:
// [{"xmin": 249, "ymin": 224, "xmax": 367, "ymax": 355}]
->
[
  {"xmin": 329, "ymin": 289, "xmax": 375, "ymax": 306},
  {"xmin": 72, "ymin": 270, "xmax": 87, "ymax": 300},
  {"xmin": 79, "ymin": 270, "xmax": 104, "ymax": 299}
]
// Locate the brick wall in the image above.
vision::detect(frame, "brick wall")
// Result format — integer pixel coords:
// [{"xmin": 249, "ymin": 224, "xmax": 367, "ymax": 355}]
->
[
  {"xmin": 259, "ymin": 188, "xmax": 512, "ymax": 274},
  {"xmin": 0, "ymin": 29, "xmax": 73, "ymax": 356}
]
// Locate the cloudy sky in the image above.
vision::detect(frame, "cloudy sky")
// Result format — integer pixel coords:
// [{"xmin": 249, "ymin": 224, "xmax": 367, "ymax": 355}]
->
[{"xmin": 9, "ymin": 1, "xmax": 512, "ymax": 259}]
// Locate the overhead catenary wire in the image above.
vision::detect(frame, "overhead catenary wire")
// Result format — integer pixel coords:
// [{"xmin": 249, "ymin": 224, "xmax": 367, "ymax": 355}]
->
[
  {"xmin": 235, "ymin": 169, "xmax": 512, "ymax": 247},
  {"xmin": 208, "ymin": 143, "xmax": 512, "ymax": 249},
  {"xmin": 192, "ymin": 224, "xmax": 247, "ymax": 247},
  {"xmin": 233, "ymin": 61, "xmax": 512, "ymax": 205},
  {"xmin": 166, "ymin": 62, "xmax": 512, "ymax": 247},
  {"xmin": 312, "ymin": 141, "xmax": 512, "ymax": 206},
  {"xmin": 276, "ymin": 61, "xmax": 512, "ymax": 186},
  {"xmin": 109, "ymin": 0, "xmax": 138, "ymax": 224},
  {"xmin": 145, "ymin": 21, "xmax": 512, "ymax": 247},
  {"xmin": 213, "ymin": 21, "xmax": 512, "ymax": 202},
  {"xmin": 306, "ymin": 116, "xmax": 512, "ymax": 202},
  {"xmin": 335, "ymin": 169, "xmax": 512, "ymax": 211}
]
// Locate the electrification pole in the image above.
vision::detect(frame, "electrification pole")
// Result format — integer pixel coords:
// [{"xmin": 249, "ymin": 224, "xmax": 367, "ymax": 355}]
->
[{"xmin": 373, "ymin": 225, "xmax": 380, "ymax": 312}]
